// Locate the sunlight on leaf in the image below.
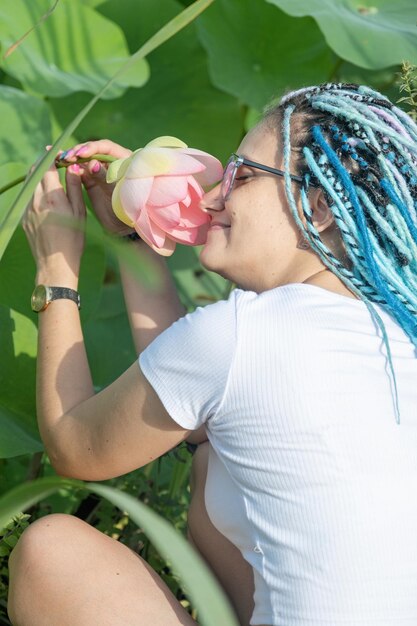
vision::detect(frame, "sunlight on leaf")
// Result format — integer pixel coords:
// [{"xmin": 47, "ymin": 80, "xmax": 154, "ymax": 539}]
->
[
  {"xmin": 267, "ymin": 0, "xmax": 417, "ymax": 70},
  {"xmin": 0, "ymin": 0, "xmax": 150, "ymax": 98},
  {"xmin": 2, "ymin": 0, "xmax": 60, "ymax": 60}
]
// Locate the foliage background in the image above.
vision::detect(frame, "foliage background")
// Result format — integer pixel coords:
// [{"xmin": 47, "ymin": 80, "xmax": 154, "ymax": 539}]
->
[{"xmin": 0, "ymin": 0, "xmax": 417, "ymax": 622}]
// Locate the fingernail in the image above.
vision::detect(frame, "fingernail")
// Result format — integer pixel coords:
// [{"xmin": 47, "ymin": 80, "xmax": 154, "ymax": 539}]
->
[
  {"xmin": 92, "ymin": 162, "xmax": 101, "ymax": 173},
  {"xmin": 70, "ymin": 164, "xmax": 81, "ymax": 173},
  {"xmin": 75, "ymin": 145, "xmax": 89, "ymax": 156}
]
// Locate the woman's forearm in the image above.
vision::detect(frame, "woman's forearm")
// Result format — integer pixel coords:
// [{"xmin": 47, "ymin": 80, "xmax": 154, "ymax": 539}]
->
[
  {"xmin": 34, "ymin": 267, "xmax": 94, "ymax": 457},
  {"xmin": 118, "ymin": 242, "xmax": 186, "ymax": 354}
]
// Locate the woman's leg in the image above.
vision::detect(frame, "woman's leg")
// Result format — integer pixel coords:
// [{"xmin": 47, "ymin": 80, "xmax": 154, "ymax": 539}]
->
[
  {"xmin": 7, "ymin": 513, "xmax": 197, "ymax": 626},
  {"xmin": 188, "ymin": 442, "xmax": 255, "ymax": 626}
]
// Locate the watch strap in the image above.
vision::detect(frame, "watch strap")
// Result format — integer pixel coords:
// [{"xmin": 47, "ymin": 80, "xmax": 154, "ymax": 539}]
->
[{"xmin": 48, "ymin": 286, "xmax": 81, "ymax": 309}]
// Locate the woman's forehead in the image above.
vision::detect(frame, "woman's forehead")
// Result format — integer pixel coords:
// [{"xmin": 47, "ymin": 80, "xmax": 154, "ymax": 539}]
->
[{"xmin": 236, "ymin": 123, "xmax": 281, "ymax": 164}]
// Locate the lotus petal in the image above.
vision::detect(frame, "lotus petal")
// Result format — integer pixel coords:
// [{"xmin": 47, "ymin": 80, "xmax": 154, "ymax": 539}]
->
[
  {"xmin": 135, "ymin": 207, "xmax": 166, "ymax": 248},
  {"xmin": 163, "ymin": 223, "xmax": 201, "ymax": 245},
  {"xmin": 126, "ymin": 148, "xmax": 206, "ymax": 179},
  {"xmin": 182, "ymin": 148, "xmax": 223, "ymax": 185},
  {"xmin": 119, "ymin": 177, "xmax": 153, "ymax": 223},
  {"xmin": 145, "ymin": 136, "xmax": 188, "ymax": 149},
  {"xmin": 148, "ymin": 203, "xmax": 181, "ymax": 230},
  {"xmin": 112, "ymin": 181, "xmax": 135, "ymax": 227},
  {"xmin": 147, "ymin": 175, "xmax": 189, "ymax": 207},
  {"xmin": 106, "ymin": 152, "xmax": 136, "ymax": 184}
]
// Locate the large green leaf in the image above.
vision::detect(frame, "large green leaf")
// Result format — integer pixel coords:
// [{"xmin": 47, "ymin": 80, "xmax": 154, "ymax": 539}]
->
[
  {"xmin": 0, "ymin": 405, "xmax": 42, "ymax": 458},
  {"xmin": 0, "ymin": 477, "xmax": 81, "ymax": 527},
  {"xmin": 267, "ymin": 0, "xmax": 417, "ymax": 70},
  {"xmin": 84, "ymin": 281, "xmax": 138, "ymax": 389},
  {"xmin": 196, "ymin": 0, "xmax": 335, "ymax": 110},
  {"xmin": 0, "ymin": 0, "xmax": 216, "ymax": 262},
  {"xmin": 0, "ymin": 226, "xmax": 37, "ymax": 318},
  {"xmin": 0, "ymin": 304, "xmax": 42, "ymax": 457},
  {"xmin": 50, "ymin": 0, "xmax": 243, "ymax": 163},
  {"xmin": 0, "ymin": 478, "xmax": 239, "ymax": 626},
  {"xmin": 0, "ymin": 87, "xmax": 51, "ymax": 167},
  {"xmin": 0, "ymin": 0, "xmax": 149, "ymax": 98}
]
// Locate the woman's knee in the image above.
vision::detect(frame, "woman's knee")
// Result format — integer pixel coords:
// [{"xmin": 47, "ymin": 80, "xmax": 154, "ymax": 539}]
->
[
  {"xmin": 8, "ymin": 514, "xmax": 89, "ymax": 624},
  {"xmin": 9, "ymin": 513, "xmax": 85, "ymax": 573}
]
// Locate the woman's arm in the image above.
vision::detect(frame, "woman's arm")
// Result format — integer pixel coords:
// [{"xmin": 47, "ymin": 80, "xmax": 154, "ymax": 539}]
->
[
  {"xmin": 118, "ymin": 241, "xmax": 185, "ymax": 353},
  {"xmin": 65, "ymin": 139, "xmax": 207, "ymax": 439},
  {"xmin": 24, "ymin": 162, "xmax": 194, "ymax": 483}
]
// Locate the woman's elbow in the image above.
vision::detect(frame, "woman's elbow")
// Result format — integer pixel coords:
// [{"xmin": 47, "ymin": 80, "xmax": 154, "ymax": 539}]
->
[{"xmin": 46, "ymin": 447, "xmax": 101, "ymax": 481}]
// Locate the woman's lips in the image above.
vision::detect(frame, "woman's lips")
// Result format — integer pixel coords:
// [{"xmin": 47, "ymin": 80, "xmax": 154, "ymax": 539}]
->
[{"xmin": 209, "ymin": 222, "xmax": 230, "ymax": 230}]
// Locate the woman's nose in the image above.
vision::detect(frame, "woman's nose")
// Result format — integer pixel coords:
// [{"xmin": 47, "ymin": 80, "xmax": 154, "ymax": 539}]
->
[{"xmin": 199, "ymin": 183, "xmax": 225, "ymax": 213}]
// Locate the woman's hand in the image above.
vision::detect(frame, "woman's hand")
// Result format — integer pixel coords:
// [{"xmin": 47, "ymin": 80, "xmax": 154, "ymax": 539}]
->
[
  {"xmin": 60, "ymin": 139, "xmax": 134, "ymax": 236},
  {"xmin": 23, "ymin": 163, "xmax": 86, "ymax": 288}
]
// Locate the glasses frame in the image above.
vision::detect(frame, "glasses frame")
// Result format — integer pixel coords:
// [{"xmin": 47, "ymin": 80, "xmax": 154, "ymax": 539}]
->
[{"xmin": 221, "ymin": 153, "xmax": 317, "ymax": 202}]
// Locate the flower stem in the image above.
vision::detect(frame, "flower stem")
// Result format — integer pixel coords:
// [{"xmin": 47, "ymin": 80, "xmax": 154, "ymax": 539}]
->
[{"xmin": 0, "ymin": 153, "xmax": 116, "ymax": 196}]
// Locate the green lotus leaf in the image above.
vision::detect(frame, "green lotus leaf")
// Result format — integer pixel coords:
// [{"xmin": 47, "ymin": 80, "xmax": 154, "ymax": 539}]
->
[
  {"xmin": 49, "ymin": 0, "xmax": 243, "ymax": 163},
  {"xmin": 196, "ymin": 0, "xmax": 335, "ymax": 110},
  {"xmin": 0, "ymin": 304, "xmax": 42, "ymax": 457},
  {"xmin": 0, "ymin": 87, "xmax": 51, "ymax": 167},
  {"xmin": 0, "ymin": 405, "xmax": 42, "ymax": 458},
  {"xmin": 0, "ymin": 0, "xmax": 150, "ymax": 98},
  {"xmin": 266, "ymin": 0, "xmax": 417, "ymax": 70}
]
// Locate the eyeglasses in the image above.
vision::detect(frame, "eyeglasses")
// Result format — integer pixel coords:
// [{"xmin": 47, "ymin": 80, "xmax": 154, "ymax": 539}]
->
[{"xmin": 220, "ymin": 153, "xmax": 309, "ymax": 203}]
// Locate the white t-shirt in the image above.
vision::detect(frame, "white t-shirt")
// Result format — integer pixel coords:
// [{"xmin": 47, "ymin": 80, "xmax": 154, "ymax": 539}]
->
[{"xmin": 139, "ymin": 283, "xmax": 417, "ymax": 625}]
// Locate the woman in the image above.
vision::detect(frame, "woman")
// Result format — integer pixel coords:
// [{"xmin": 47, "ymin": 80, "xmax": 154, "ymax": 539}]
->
[{"xmin": 8, "ymin": 83, "xmax": 417, "ymax": 625}]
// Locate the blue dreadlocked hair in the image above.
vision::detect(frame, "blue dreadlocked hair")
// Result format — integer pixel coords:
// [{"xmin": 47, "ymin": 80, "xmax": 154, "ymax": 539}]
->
[{"xmin": 263, "ymin": 82, "xmax": 417, "ymax": 424}]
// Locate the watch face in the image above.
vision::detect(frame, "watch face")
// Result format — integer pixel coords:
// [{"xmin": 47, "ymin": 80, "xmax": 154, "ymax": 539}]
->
[{"xmin": 31, "ymin": 285, "xmax": 49, "ymax": 312}]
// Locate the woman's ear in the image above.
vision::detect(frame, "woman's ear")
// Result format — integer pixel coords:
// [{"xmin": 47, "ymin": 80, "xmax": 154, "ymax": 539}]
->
[{"xmin": 309, "ymin": 189, "xmax": 334, "ymax": 233}]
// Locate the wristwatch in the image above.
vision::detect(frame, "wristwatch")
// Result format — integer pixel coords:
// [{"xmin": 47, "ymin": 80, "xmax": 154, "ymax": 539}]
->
[{"xmin": 31, "ymin": 285, "xmax": 81, "ymax": 312}]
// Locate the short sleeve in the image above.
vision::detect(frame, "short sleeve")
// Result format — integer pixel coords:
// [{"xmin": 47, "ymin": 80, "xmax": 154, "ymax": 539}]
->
[{"xmin": 138, "ymin": 290, "xmax": 239, "ymax": 430}]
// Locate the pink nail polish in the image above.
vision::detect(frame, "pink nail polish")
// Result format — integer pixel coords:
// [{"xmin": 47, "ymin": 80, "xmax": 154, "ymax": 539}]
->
[
  {"xmin": 92, "ymin": 162, "xmax": 101, "ymax": 173},
  {"xmin": 70, "ymin": 164, "xmax": 81, "ymax": 173},
  {"xmin": 75, "ymin": 145, "xmax": 89, "ymax": 156}
]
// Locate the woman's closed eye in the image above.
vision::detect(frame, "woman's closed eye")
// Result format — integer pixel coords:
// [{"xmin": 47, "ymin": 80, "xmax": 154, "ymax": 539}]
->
[{"xmin": 235, "ymin": 168, "xmax": 254, "ymax": 182}]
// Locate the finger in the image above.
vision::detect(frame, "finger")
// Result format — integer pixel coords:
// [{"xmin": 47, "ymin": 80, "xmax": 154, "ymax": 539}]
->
[
  {"xmin": 23, "ymin": 182, "xmax": 46, "ymax": 230},
  {"xmin": 86, "ymin": 159, "xmax": 106, "ymax": 177},
  {"xmin": 41, "ymin": 162, "xmax": 63, "ymax": 194},
  {"xmin": 66, "ymin": 164, "xmax": 87, "ymax": 219},
  {"xmin": 79, "ymin": 159, "xmax": 109, "ymax": 189},
  {"xmin": 67, "ymin": 139, "xmax": 132, "ymax": 161}
]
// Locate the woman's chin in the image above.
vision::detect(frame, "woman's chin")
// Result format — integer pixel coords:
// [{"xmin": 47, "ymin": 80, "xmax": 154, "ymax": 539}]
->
[{"xmin": 199, "ymin": 244, "xmax": 226, "ymax": 276}]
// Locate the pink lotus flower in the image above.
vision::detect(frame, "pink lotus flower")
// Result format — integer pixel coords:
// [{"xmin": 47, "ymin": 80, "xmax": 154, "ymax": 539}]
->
[{"xmin": 106, "ymin": 136, "xmax": 223, "ymax": 256}]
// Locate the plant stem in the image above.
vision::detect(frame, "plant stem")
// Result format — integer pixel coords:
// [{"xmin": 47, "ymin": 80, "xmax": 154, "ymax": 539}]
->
[{"xmin": 0, "ymin": 153, "xmax": 116, "ymax": 196}]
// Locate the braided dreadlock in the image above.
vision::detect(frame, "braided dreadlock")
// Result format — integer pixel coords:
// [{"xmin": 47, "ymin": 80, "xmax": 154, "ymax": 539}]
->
[{"xmin": 263, "ymin": 82, "xmax": 417, "ymax": 424}]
